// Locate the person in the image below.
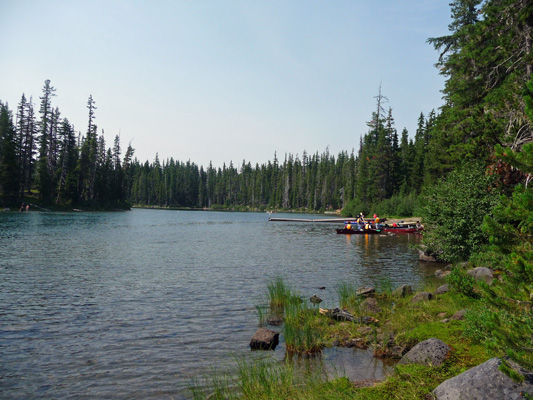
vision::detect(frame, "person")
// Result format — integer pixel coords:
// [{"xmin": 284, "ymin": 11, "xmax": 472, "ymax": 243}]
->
[
  {"xmin": 416, "ymin": 221, "xmax": 423, "ymax": 229},
  {"xmin": 19, "ymin": 203, "xmax": 25, "ymax": 212}
]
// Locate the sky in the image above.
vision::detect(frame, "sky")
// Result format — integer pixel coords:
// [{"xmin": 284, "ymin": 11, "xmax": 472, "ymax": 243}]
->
[{"xmin": 0, "ymin": 1, "xmax": 452, "ymax": 169}]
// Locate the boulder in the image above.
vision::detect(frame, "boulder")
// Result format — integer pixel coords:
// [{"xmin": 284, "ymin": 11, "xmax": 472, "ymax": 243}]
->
[
  {"xmin": 250, "ymin": 328, "xmax": 279, "ymax": 350},
  {"xmin": 356, "ymin": 287, "xmax": 376, "ymax": 297},
  {"xmin": 360, "ymin": 297, "xmax": 382, "ymax": 314},
  {"xmin": 435, "ymin": 269, "xmax": 451, "ymax": 279},
  {"xmin": 398, "ymin": 338, "xmax": 450, "ymax": 367},
  {"xmin": 433, "ymin": 357, "xmax": 533, "ymax": 400},
  {"xmin": 450, "ymin": 309, "xmax": 466, "ymax": 321},
  {"xmin": 419, "ymin": 250, "xmax": 439, "ymax": 262},
  {"xmin": 393, "ymin": 285, "xmax": 413, "ymax": 297},
  {"xmin": 467, "ymin": 267, "xmax": 494, "ymax": 284},
  {"xmin": 434, "ymin": 284, "xmax": 449, "ymax": 295},
  {"xmin": 411, "ymin": 291, "xmax": 433, "ymax": 303}
]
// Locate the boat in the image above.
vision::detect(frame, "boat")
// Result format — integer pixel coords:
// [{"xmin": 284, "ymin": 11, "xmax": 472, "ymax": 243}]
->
[
  {"xmin": 382, "ymin": 225, "xmax": 423, "ymax": 234},
  {"xmin": 336, "ymin": 227, "xmax": 381, "ymax": 234}
]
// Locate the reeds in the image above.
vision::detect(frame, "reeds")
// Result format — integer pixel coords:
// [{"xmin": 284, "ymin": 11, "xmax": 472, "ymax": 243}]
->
[
  {"xmin": 266, "ymin": 277, "xmax": 302, "ymax": 308},
  {"xmin": 265, "ymin": 277, "xmax": 327, "ymax": 354},
  {"xmin": 335, "ymin": 282, "xmax": 358, "ymax": 308}
]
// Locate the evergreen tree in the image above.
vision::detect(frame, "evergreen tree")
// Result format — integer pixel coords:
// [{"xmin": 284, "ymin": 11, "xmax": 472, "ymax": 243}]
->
[
  {"xmin": 0, "ymin": 102, "xmax": 20, "ymax": 206},
  {"xmin": 36, "ymin": 79, "xmax": 56, "ymax": 203}
]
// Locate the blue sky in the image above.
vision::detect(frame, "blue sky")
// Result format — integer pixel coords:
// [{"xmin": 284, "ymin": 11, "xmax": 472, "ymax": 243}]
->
[{"xmin": 1, "ymin": 1, "xmax": 451, "ymax": 169}]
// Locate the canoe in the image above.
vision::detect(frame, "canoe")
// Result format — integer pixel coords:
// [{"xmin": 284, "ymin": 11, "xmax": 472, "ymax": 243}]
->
[
  {"xmin": 336, "ymin": 228, "xmax": 381, "ymax": 234},
  {"xmin": 382, "ymin": 227, "xmax": 423, "ymax": 234}
]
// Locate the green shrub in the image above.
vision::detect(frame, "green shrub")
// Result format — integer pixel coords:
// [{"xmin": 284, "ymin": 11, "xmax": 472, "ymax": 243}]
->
[{"xmin": 445, "ymin": 267, "xmax": 479, "ymax": 298}]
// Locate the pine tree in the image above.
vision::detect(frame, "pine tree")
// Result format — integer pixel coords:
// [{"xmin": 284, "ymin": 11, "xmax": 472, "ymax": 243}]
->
[
  {"xmin": 0, "ymin": 102, "xmax": 20, "ymax": 206},
  {"xmin": 36, "ymin": 79, "xmax": 56, "ymax": 203}
]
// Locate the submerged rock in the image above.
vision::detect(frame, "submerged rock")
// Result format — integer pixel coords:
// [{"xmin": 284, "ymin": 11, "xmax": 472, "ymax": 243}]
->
[
  {"xmin": 419, "ymin": 249, "xmax": 439, "ymax": 262},
  {"xmin": 310, "ymin": 294, "xmax": 323, "ymax": 304},
  {"xmin": 266, "ymin": 315, "xmax": 283, "ymax": 326},
  {"xmin": 433, "ymin": 357, "xmax": 533, "ymax": 400},
  {"xmin": 250, "ymin": 328, "xmax": 279, "ymax": 350}
]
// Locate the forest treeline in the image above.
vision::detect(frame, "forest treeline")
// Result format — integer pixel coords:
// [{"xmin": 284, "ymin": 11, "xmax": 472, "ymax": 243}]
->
[
  {"xmin": 0, "ymin": 84, "xmax": 439, "ymax": 214},
  {"xmin": 0, "ymin": 77, "xmax": 437, "ymax": 214}
]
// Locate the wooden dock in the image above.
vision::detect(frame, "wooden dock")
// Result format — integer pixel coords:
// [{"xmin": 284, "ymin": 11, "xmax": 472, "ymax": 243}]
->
[
  {"xmin": 268, "ymin": 217, "xmax": 349, "ymax": 223},
  {"xmin": 268, "ymin": 217, "xmax": 386, "ymax": 223}
]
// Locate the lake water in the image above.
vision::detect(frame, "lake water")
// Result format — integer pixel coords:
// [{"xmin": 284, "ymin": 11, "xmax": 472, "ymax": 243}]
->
[{"xmin": 0, "ymin": 209, "xmax": 438, "ymax": 399}]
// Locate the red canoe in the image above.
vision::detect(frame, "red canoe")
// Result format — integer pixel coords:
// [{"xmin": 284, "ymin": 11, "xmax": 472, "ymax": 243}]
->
[{"xmin": 336, "ymin": 228, "xmax": 381, "ymax": 234}]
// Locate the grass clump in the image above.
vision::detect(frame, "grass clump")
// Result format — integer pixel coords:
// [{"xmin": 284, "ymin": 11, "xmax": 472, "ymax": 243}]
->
[
  {"xmin": 267, "ymin": 277, "xmax": 302, "ymax": 308},
  {"xmin": 283, "ymin": 302, "xmax": 328, "ymax": 353}
]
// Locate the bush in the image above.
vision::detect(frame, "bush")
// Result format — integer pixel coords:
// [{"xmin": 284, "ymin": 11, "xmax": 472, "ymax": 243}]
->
[
  {"xmin": 445, "ymin": 267, "xmax": 479, "ymax": 298},
  {"xmin": 420, "ymin": 161, "xmax": 500, "ymax": 262}
]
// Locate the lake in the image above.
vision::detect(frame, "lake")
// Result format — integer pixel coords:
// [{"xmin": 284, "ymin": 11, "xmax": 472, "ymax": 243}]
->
[{"xmin": 0, "ymin": 209, "xmax": 439, "ymax": 399}]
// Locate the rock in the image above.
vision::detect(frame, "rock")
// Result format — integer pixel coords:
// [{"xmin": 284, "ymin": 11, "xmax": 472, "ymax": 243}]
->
[
  {"xmin": 435, "ymin": 269, "xmax": 451, "ymax": 279},
  {"xmin": 467, "ymin": 267, "xmax": 494, "ymax": 284},
  {"xmin": 352, "ymin": 379, "xmax": 381, "ymax": 388},
  {"xmin": 419, "ymin": 249, "xmax": 439, "ymax": 262},
  {"xmin": 342, "ymin": 338, "xmax": 366, "ymax": 348},
  {"xmin": 359, "ymin": 316, "xmax": 379, "ymax": 324},
  {"xmin": 450, "ymin": 309, "xmax": 466, "ymax": 320},
  {"xmin": 398, "ymin": 338, "xmax": 450, "ymax": 366},
  {"xmin": 433, "ymin": 357, "xmax": 533, "ymax": 400},
  {"xmin": 266, "ymin": 315, "xmax": 283, "ymax": 326},
  {"xmin": 250, "ymin": 328, "xmax": 279, "ymax": 350},
  {"xmin": 360, "ymin": 297, "xmax": 382, "ymax": 314},
  {"xmin": 309, "ymin": 294, "xmax": 322, "ymax": 304},
  {"xmin": 437, "ymin": 312, "xmax": 447, "ymax": 318},
  {"xmin": 393, "ymin": 285, "xmax": 413, "ymax": 297},
  {"xmin": 434, "ymin": 284, "xmax": 449, "ymax": 295},
  {"xmin": 441, "ymin": 318, "xmax": 450, "ymax": 323},
  {"xmin": 357, "ymin": 326, "xmax": 373, "ymax": 335},
  {"xmin": 356, "ymin": 287, "xmax": 376, "ymax": 297},
  {"xmin": 411, "ymin": 291, "xmax": 433, "ymax": 303}
]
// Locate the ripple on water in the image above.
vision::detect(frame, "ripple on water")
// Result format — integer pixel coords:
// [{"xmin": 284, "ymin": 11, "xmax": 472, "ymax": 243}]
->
[{"xmin": 0, "ymin": 210, "xmax": 437, "ymax": 399}]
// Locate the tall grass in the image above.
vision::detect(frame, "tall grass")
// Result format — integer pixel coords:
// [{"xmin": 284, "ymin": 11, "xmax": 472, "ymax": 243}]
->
[
  {"xmin": 190, "ymin": 357, "xmax": 342, "ymax": 400},
  {"xmin": 335, "ymin": 282, "xmax": 358, "ymax": 308},
  {"xmin": 255, "ymin": 303, "xmax": 267, "ymax": 325},
  {"xmin": 267, "ymin": 277, "xmax": 301, "ymax": 308},
  {"xmin": 283, "ymin": 301, "xmax": 326, "ymax": 353}
]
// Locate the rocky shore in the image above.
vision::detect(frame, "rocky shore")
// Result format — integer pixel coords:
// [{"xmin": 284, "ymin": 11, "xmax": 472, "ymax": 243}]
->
[{"xmin": 250, "ymin": 265, "xmax": 532, "ymax": 399}]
